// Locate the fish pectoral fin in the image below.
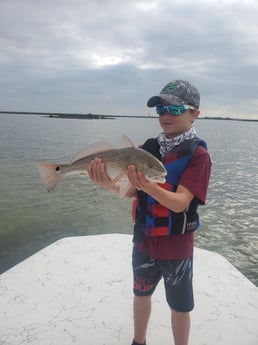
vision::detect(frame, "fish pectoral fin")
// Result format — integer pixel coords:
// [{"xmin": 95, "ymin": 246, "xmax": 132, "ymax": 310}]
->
[
  {"xmin": 111, "ymin": 172, "xmax": 132, "ymax": 197},
  {"xmin": 111, "ymin": 172, "xmax": 127, "ymax": 185},
  {"xmin": 119, "ymin": 179, "xmax": 132, "ymax": 198}
]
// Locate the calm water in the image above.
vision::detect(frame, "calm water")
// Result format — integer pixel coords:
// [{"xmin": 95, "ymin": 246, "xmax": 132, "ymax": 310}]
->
[{"xmin": 0, "ymin": 114, "xmax": 257, "ymax": 286}]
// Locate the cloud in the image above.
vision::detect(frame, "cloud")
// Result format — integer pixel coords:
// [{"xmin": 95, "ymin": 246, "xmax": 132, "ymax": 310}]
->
[{"xmin": 0, "ymin": 0, "xmax": 258, "ymax": 118}]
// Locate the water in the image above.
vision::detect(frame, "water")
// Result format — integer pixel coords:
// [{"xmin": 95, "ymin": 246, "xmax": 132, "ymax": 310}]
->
[{"xmin": 0, "ymin": 114, "xmax": 257, "ymax": 286}]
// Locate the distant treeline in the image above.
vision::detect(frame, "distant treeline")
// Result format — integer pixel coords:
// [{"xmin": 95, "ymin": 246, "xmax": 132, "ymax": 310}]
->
[
  {"xmin": 201, "ymin": 116, "xmax": 258, "ymax": 122},
  {"xmin": 0, "ymin": 111, "xmax": 257, "ymax": 122},
  {"xmin": 0, "ymin": 111, "xmax": 156, "ymax": 119}
]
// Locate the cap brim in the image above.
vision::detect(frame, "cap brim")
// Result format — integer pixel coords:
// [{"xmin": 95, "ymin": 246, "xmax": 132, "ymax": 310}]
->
[
  {"xmin": 147, "ymin": 96, "xmax": 162, "ymax": 107},
  {"xmin": 147, "ymin": 95, "xmax": 185, "ymax": 107}
]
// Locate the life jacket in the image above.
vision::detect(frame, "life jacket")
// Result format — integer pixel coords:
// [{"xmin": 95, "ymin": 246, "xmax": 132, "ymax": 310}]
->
[{"xmin": 132, "ymin": 137, "xmax": 207, "ymax": 237}]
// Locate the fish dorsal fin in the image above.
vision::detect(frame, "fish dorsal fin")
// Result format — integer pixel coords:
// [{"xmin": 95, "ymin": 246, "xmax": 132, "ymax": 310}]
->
[
  {"xmin": 118, "ymin": 135, "xmax": 135, "ymax": 149},
  {"xmin": 71, "ymin": 141, "xmax": 114, "ymax": 163}
]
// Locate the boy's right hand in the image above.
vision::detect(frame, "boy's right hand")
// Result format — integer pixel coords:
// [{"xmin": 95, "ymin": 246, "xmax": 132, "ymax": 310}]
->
[
  {"xmin": 87, "ymin": 158, "xmax": 112, "ymax": 189},
  {"xmin": 87, "ymin": 158, "xmax": 136, "ymax": 197}
]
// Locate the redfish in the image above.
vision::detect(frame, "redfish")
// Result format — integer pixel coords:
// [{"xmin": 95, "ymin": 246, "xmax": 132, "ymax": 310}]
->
[{"xmin": 36, "ymin": 135, "xmax": 167, "ymax": 196}]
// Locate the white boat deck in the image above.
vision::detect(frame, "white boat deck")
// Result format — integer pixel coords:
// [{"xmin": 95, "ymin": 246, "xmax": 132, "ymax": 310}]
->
[{"xmin": 0, "ymin": 234, "xmax": 257, "ymax": 345}]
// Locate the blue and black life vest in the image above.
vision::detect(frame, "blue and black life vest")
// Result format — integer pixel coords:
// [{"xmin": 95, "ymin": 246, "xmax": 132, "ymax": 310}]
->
[{"xmin": 132, "ymin": 137, "xmax": 207, "ymax": 237}]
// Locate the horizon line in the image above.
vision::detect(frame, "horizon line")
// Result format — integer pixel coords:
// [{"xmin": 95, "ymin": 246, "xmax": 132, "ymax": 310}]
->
[{"xmin": 0, "ymin": 110, "xmax": 258, "ymax": 122}]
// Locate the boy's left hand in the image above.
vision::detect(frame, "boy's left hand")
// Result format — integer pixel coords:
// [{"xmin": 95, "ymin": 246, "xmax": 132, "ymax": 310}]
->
[{"xmin": 127, "ymin": 165, "xmax": 154, "ymax": 192}]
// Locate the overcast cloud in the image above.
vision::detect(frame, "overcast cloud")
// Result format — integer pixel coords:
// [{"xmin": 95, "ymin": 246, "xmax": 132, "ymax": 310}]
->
[{"xmin": 0, "ymin": 0, "xmax": 258, "ymax": 119}]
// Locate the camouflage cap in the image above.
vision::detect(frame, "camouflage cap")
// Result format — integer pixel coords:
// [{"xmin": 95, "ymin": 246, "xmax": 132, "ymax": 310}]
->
[{"xmin": 147, "ymin": 80, "xmax": 200, "ymax": 108}]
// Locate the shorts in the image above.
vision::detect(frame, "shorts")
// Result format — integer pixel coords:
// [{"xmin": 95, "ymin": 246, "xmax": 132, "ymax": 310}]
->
[{"xmin": 132, "ymin": 246, "xmax": 194, "ymax": 312}]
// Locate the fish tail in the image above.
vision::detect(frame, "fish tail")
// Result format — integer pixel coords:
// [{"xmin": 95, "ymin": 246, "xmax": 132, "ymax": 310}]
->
[{"xmin": 36, "ymin": 162, "xmax": 62, "ymax": 192}]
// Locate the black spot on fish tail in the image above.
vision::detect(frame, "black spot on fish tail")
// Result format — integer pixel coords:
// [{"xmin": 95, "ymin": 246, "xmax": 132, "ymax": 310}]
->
[{"xmin": 56, "ymin": 166, "xmax": 60, "ymax": 171}]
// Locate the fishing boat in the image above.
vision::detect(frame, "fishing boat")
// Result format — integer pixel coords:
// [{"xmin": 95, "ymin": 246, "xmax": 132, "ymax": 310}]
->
[{"xmin": 0, "ymin": 234, "xmax": 257, "ymax": 344}]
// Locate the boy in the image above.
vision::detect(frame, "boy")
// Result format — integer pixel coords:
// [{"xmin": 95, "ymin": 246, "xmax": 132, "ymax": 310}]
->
[{"xmin": 87, "ymin": 80, "xmax": 211, "ymax": 345}]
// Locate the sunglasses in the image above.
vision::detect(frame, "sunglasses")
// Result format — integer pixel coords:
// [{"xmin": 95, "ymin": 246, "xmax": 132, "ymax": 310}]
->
[{"xmin": 156, "ymin": 104, "xmax": 195, "ymax": 116}]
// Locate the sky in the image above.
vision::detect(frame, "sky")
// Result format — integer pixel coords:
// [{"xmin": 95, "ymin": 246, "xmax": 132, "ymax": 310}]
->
[{"xmin": 0, "ymin": 0, "xmax": 258, "ymax": 119}]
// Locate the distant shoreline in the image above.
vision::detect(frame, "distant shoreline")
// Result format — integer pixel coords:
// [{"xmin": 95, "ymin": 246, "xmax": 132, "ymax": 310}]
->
[
  {"xmin": 0, "ymin": 111, "xmax": 258, "ymax": 122},
  {"xmin": 0, "ymin": 111, "xmax": 155, "ymax": 119},
  {"xmin": 201, "ymin": 116, "xmax": 258, "ymax": 122}
]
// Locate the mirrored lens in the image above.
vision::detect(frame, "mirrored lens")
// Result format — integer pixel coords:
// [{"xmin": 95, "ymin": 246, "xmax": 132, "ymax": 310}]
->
[{"xmin": 156, "ymin": 105, "xmax": 186, "ymax": 116}]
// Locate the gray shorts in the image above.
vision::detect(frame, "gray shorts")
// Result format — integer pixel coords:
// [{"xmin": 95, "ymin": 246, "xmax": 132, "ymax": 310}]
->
[{"xmin": 132, "ymin": 246, "xmax": 194, "ymax": 312}]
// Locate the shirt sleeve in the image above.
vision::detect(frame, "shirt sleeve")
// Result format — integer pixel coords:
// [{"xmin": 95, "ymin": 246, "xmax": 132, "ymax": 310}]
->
[{"xmin": 179, "ymin": 145, "xmax": 212, "ymax": 204}]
